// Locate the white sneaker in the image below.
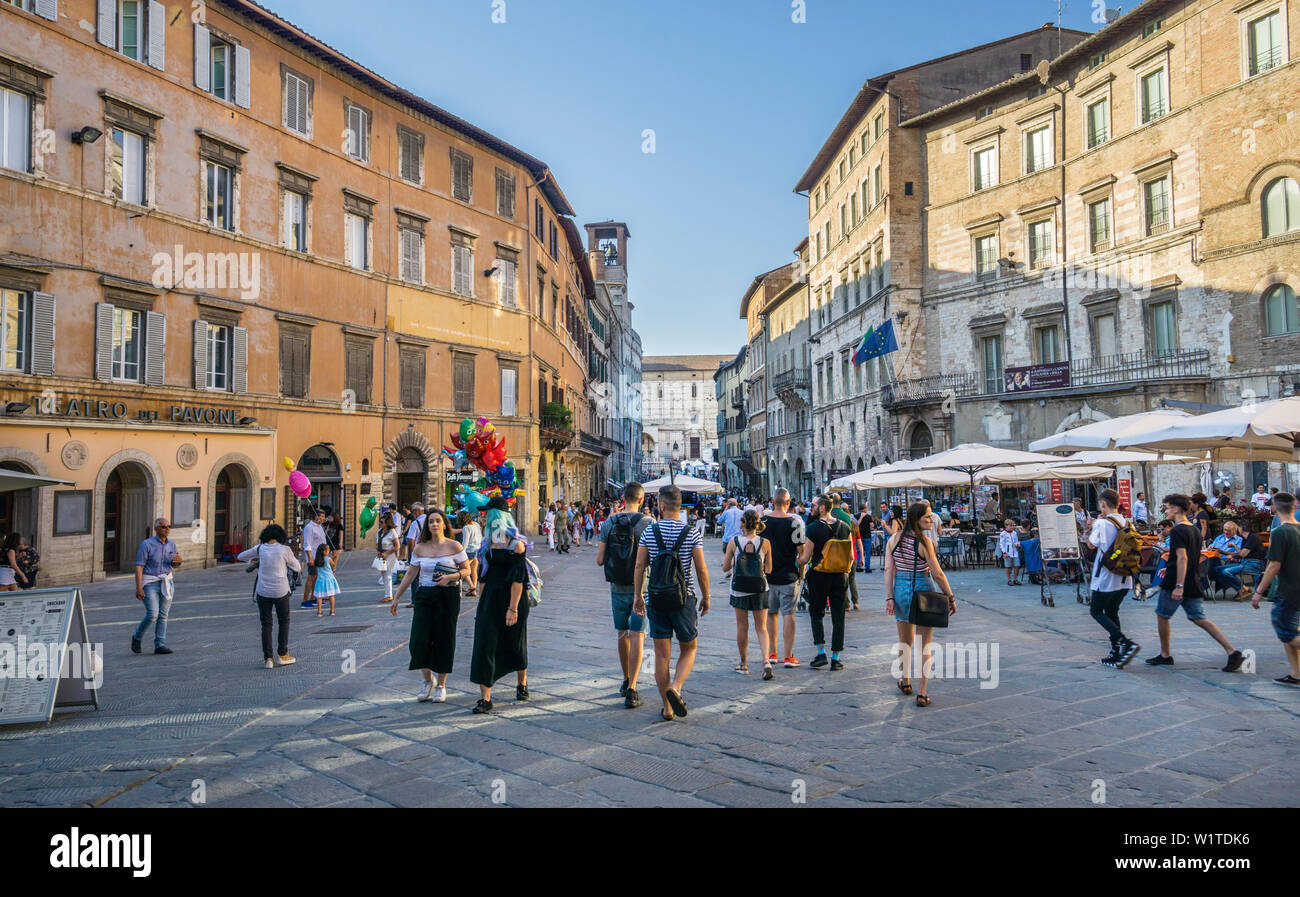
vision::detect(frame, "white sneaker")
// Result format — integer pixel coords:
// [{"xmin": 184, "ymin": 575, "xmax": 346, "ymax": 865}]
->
[
  {"xmin": 417, "ymin": 681, "xmax": 435, "ymax": 702},
  {"xmin": 432, "ymin": 685, "xmax": 447, "ymax": 703},
  {"xmin": 263, "ymin": 659, "xmax": 274, "ymax": 669}
]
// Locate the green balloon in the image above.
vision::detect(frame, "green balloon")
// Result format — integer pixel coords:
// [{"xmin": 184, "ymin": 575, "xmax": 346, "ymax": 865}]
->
[{"xmin": 460, "ymin": 418, "xmax": 476, "ymax": 443}]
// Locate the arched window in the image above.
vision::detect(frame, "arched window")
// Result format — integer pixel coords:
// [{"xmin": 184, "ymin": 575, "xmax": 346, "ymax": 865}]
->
[
  {"xmin": 1264, "ymin": 283, "xmax": 1299, "ymax": 336},
  {"xmin": 1263, "ymin": 177, "xmax": 1300, "ymax": 237}
]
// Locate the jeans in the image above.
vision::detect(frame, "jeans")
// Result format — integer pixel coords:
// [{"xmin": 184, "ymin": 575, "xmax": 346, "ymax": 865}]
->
[
  {"xmin": 133, "ymin": 580, "xmax": 172, "ymax": 648},
  {"xmin": 806, "ymin": 576, "xmax": 846, "ymax": 653},
  {"xmin": 1215, "ymin": 560, "xmax": 1264, "ymax": 592},
  {"xmin": 1089, "ymin": 588, "xmax": 1129, "ymax": 644},
  {"xmin": 256, "ymin": 593, "xmax": 291, "ymax": 659},
  {"xmin": 847, "ymin": 570, "xmax": 860, "ymax": 606}
]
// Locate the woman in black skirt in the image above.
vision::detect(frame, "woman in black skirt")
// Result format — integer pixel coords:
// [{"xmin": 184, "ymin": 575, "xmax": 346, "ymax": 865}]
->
[
  {"xmin": 391, "ymin": 509, "xmax": 470, "ymax": 704},
  {"xmin": 469, "ymin": 497, "xmax": 531, "ymax": 714}
]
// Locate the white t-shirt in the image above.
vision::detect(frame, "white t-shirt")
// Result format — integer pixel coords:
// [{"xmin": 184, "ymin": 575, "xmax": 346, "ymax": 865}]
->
[
  {"xmin": 302, "ymin": 521, "xmax": 326, "ymax": 558},
  {"xmin": 1088, "ymin": 514, "xmax": 1134, "ymax": 592},
  {"xmin": 1253, "ymin": 491, "xmax": 1271, "ymax": 511},
  {"xmin": 405, "ymin": 514, "xmax": 426, "ymax": 543},
  {"xmin": 238, "ymin": 543, "xmax": 302, "ymax": 597},
  {"xmin": 998, "ymin": 529, "xmax": 1020, "ymax": 560}
]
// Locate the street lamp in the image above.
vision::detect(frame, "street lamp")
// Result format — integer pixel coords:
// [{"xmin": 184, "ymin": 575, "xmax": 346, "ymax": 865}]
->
[{"xmin": 671, "ymin": 442, "xmax": 681, "ymax": 486}]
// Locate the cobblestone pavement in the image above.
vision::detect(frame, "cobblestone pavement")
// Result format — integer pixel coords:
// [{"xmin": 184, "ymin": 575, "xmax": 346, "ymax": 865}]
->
[{"xmin": 2, "ymin": 539, "xmax": 1298, "ymax": 807}]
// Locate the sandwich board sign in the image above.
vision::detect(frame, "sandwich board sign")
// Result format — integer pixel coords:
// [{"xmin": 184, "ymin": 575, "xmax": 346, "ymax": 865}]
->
[{"xmin": 0, "ymin": 588, "xmax": 100, "ymax": 725}]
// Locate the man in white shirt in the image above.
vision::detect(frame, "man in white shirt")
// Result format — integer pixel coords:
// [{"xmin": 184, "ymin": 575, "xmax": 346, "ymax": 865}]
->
[
  {"xmin": 404, "ymin": 503, "xmax": 426, "ymax": 556},
  {"xmin": 301, "ymin": 508, "xmax": 327, "ymax": 609},
  {"xmin": 1253, "ymin": 485, "xmax": 1271, "ymax": 511},
  {"xmin": 1088, "ymin": 488, "xmax": 1139, "ymax": 669},
  {"xmin": 1133, "ymin": 492, "xmax": 1149, "ymax": 525}
]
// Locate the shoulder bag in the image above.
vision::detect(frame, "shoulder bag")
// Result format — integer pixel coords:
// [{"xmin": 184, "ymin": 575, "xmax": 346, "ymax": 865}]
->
[{"xmin": 907, "ymin": 535, "xmax": 952, "ymax": 629}]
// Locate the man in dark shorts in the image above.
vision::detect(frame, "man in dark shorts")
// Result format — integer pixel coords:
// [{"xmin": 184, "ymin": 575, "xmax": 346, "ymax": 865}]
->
[
  {"xmin": 634, "ymin": 485, "xmax": 711, "ymax": 721},
  {"xmin": 762, "ymin": 488, "xmax": 806, "ymax": 668},
  {"xmin": 596, "ymin": 482, "xmax": 653, "ymax": 708},
  {"xmin": 797, "ymin": 496, "xmax": 851, "ymax": 671},
  {"xmin": 1251, "ymin": 492, "xmax": 1300, "ymax": 685},
  {"xmin": 1146, "ymin": 493, "xmax": 1245, "ymax": 672}
]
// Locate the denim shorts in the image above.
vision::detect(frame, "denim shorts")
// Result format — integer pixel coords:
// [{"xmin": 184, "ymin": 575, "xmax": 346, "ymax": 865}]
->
[
  {"xmin": 611, "ymin": 588, "xmax": 649, "ymax": 634},
  {"xmin": 647, "ymin": 599, "xmax": 698, "ymax": 643},
  {"xmin": 767, "ymin": 582, "xmax": 798, "ymax": 616},
  {"xmin": 1271, "ymin": 599, "xmax": 1300, "ymax": 644},
  {"xmin": 1155, "ymin": 589, "xmax": 1207, "ymax": 622}
]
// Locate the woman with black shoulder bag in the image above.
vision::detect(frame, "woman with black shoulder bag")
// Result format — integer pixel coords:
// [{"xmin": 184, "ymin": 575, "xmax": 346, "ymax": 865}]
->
[{"xmin": 884, "ymin": 502, "xmax": 956, "ymax": 707}]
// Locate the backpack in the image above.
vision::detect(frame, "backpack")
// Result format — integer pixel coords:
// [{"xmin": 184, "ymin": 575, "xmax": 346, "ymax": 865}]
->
[
  {"xmin": 731, "ymin": 536, "xmax": 767, "ymax": 594},
  {"xmin": 813, "ymin": 520, "xmax": 854, "ymax": 574},
  {"xmin": 1100, "ymin": 515, "xmax": 1143, "ymax": 578},
  {"xmin": 603, "ymin": 513, "xmax": 645, "ymax": 586},
  {"xmin": 524, "ymin": 555, "xmax": 543, "ymax": 607},
  {"xmin": 647, "ymin": 523, "xmax": 691, "ymax": 612}
]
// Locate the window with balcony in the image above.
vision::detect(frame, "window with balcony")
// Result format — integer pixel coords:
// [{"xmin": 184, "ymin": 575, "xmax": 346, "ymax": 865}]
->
[
  {"xmin": 1024, "ymin": 125, "xmax": 1052, "ymax": 174},
  {"xmin": 1086, "ymin": 97, "xmax": 1109, "ymax": 148},
  {"xmin": 1149, "ymin": 299, "xmax": 1177, "ymax": 356},
  {"xmin": 1140, "ymin": 68, "xmax": 1168, "ymax": 124},
  {"xmin": 1247, "ymin": 10, "xmax": 1284, "ymax": 76},
  {"xmin": 1262, "ymin": 177, "xmax": 1300, "ymax": 237},
  {"xmin": 1144, "ymin": 176, "xmax": 1172, "ymax": 235},
  {"xmin": 1028, "ymin": 219, "xmax": 1053, "ymax": 268},
  {"xmin": 1264, "ymin": 284, "xmax": 1299, "ymax": 336},
  {"xmin": 1091, "ymin": 310, "xmax": 1118, "ymax": 360},
  {"xmin": 975, "ymin": 234, "xmax": 999, "ymax": 281},
  {"xmin": 1034, "ymin": 324, "xmax": 1060, "ymax": 364},
  {"xmin": 972, "ymin": 146, "xmax": 997, "ymax": 192},
  {"xmin": 1088, "ymin": 197, "xmax": 1112, "ymax": 252}
]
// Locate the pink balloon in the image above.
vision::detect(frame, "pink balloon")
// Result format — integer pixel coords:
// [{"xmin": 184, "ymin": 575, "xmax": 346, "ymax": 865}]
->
[{"xmin": 289, "ymin": 470, "xmax": 312, "ymax": 498}]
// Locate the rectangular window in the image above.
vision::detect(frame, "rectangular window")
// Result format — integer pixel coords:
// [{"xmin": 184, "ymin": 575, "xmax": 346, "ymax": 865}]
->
[
  {"xmin": 1093, "ymin": 311, "xmax": 1118, "ymax": 359},
  {"xmin": 1025, "ymin": 126, "xmax": 1051, "ymax": 173},
  {"xmin": 399, "ymin": 227, "xmax": 423, "ymax": 283},
  {"xmin": 278, "ymin": 326, "xmax": 310, "ymax": 398},
  {"xmin": 872, "ymin": 163, "xmax": 883, "ymax": 205},
  {"xmin": 344, "ymin": 212, "xmax": 369, "ymax": 270},
  {"xmin": 849, "ymin": 192, "xmax": 858, "ymax": 225},
  {"xmin": 204, "ymin": 322, "xmax": 230, "ymax": 390},
  {"xmin": 110, "ymin": 128, "xmax": 146, "ymax": 205},
  {"xmin": 203, "ymin": 160, "xmax": 233, "ymax": 231},
  {"xmin": 500, "ymin": 365, "xmax": 518, "ymax": 417},
  {"xmin": 111, "ymin": 306, "xmax": 142, "ymax": 382},
  {"xmin": 549, "ymin": 221, "xmax": 558, "ymax": 261},
  {"xmin": 210, "ymin": 38, "xmax": 232, "ymax": 101},
  {"xmin": 981, "ymin": 335, "xmax": 1003, "ymax": 394},
  {"xmin": 1089, "ymin": 197, "xmax": 1112, "ymax": 251},
  {"xmin": 496, "ymin": 257, "xmax": 517, "ymax": 307},
  {"xmin": 283, "ymin": 190, "xmax": 306, "ymax": 252},
  {"xmin": 975, "ymin": 234, "xmax": 999, "ymax": 281},
  {"xmin": 1144, "ymin": 176, "xmax": 1171, "ymax": 235},
  {"xmin": 1090, "ymin": 51, "xmax": 1108, "ymax": 69},
  {"xmin": 1141, "ymin": 69, "xmax": 1167, "ymax": 123},
  {"xmin": 1143, "ymin": 19, "xmax": 1162, "ymax": 38},
  {"xmin": 345, "ymin": 103, "xmax": 371, "ymax": 162},
  {"xmin": 535, "ymin": 200, "xmax": 544, "ymax": 239},
  {"xmin": 0, "ymin": 87, "xmax": 31, "ymax": 173},
  {"xmin": 873, "ymin": 112, "xmax": 884, "ymax": 142},
  {"xmin": 451, "ymin": 148, "xmax": 473, "ymax": 203},
  {"xmin": 453, "ymin": 354, "xmax": 475, "ymax": 413},
  {"xmin": 0, "ymin": 289, "xmax": 29, "ymax": 373},
  {"xmin": 839, "ymin": 204, "xmax": 847, "ymax": 237},
  {"xmin": 1035, "ymin": 325, "xmax": 1060, "ymax": 364},
  {"xmin": 1150, "ymin": 300, "xmax": 1176, "ymax": 356},
  {"xmin": 397, "ymin": 127, "xmax": 423, "ymax": 183},
  {"xmin": 452, "ymin": 244, "xmax": 474, "ymax": 296},
  {"xmin": 973, "ymin": 147, "xmax": 996, "ymax": 191},
  {"xmin": 1028, "ymin": 219, "xmax": 1053, "ymax": 268},
  {"xmin": 283, "ymin": 70, "xmax": 311, "ymax": 136},
  {"xmin": 1086, "ymin": 98, "xmax": 1110, "ymax": 149},
  {"xmin": 1248, "ymin": 11, "xmax": 1284, "ymax": 76},
  {"xmin": 344, "ymin": 339, "xmax": 373, "ymax": 405},
  {"xmin": 1265, "ymin": 285, "xmax": 1299, "ymax": 336},
  {"xmin": 399, "ymin": 347, "xmax": 425, "ymax": 409},
  {"xmin": 171, "ymin": 488, "xmax": 199, "ymax": 528},
  {"xmin": 119, "ymin": 0, "xmax": 141, "ymax": 60},
  {"xmin": 495, "ymin": 168, "xmax": 516, "ymax": 219}
]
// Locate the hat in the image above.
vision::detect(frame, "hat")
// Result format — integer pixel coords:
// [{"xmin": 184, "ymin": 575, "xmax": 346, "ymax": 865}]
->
[{"xmin": 486, "ymin": 496, "xmax": 510, "ymax": 512}]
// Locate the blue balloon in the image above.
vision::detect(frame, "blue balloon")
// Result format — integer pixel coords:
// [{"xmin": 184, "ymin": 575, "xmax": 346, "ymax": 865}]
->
[
  {"xmin": 494, "ymin": 463, "xmax": 515, "ymax": 488},
  {"xmin": 453, "ymin": 450, "xmax": 470, "ymax": 471}
]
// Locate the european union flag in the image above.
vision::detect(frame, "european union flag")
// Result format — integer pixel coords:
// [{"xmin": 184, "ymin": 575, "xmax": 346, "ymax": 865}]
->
[{"xmin": 852, "ymin": 320, "xmax": 898, "ymax": 367}]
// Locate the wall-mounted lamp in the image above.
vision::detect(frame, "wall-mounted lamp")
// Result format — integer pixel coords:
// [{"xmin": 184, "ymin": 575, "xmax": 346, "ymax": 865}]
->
[
  {"xmin": 5, "ymin": 402, "xmax": 30, "ymax": 415},
  {"xmin": 238, "ymin": 416, "xmax": 258, "ymax": 426},
  {"xmin": 71, "ymin": 126, "xmax": 103, "ymax": 145}
]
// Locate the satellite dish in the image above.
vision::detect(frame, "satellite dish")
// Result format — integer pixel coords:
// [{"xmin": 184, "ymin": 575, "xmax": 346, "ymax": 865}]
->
[
  {"xmin": 1036, "ymin": 59, "xmax": 1051, "ymax": 85},
  {"xmin": 1104, "ymin": 8, "xmax": 1122, "ymax": 23}
]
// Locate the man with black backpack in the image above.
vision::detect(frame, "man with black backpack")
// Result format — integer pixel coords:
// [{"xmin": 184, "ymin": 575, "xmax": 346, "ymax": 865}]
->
[
  {"xmin": 596, "ymin": 482, "xmax": 654, "ymax": 709},
  {"xmin": 797, "ymin": 496, "xmax": 853, "ymax": 670},
  {"xmin": 1087, "ymin": 488, "xmax": 1141, "ymax": 669},
  {"xmin": 633, "ymin": 485, "xmax": 711, "ymax": 722}
]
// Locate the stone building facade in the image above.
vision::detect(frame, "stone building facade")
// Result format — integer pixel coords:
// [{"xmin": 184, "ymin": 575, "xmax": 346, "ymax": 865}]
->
[
  {"xmin": 763, "ymin": 241, "xmax": 815, "ymax": 501},
  {"xmin": 713, "ymin": 348, "xmax": 747, "ymax": 493},
  {"xmin": 640, "ymin": 355, "xmax": 731, "ymax": 478}
]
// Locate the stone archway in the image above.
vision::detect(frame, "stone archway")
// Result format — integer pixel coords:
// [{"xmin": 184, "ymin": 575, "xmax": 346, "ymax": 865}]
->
[
  {"xmin": 383, "ymin": 428, "xmax": 438, "ymax": 508},
  {"xmin": 205, "ymin": 452, "xmax": 259, "ymax": 563},
  {"xmin": 93, "ymin": 449, "xmax": 165, "ymax": 578},
  {"xmin": 0, "ymin": 447, "xmax": 51, "ymax": 553}
]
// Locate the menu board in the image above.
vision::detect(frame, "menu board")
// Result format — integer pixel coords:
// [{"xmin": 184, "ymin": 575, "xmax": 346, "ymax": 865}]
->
[
  {"xmin": 1037, "ymin": 504, "xmax": 1081, "ymax": 560},
  {"xmin": 0, "ymin": 588, "xmax": 99, "ymax": 726}
]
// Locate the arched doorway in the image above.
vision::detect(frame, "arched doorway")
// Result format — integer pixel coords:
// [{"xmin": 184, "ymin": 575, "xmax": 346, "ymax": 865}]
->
[
  {"xmin": 213, "ymin": 464, "xmax": 252, "ymax": 559},
  {"xmin": 781, "ymin": 459, "xmax": 791, "ymax": 490},
  {"xmin": 394, "ymin": 447, "xmax": 427, "ymax": 510},
  {"xmin": 794, "ymin": 458, "xmax": 804, "ymax": 500},
  {"xmin": 298, "ymin": 444, "xmax": 342, "ymax": 515},
  {"xmin": 103, "ymin": 461, "xmax": 152, "ymax": 573},
  {"xmin": 909, "ymin": 422, "xmax": 934, "ymax": 459},
  {"xmin": 0, "ymin": 461, "xmax": 37, "ymax": 547}
]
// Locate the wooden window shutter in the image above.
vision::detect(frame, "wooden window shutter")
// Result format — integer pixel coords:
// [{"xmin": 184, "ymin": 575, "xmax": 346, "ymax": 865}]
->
[
  {"xmin": 147, "ymin": 0, "xmax": 165, "ymax": 70},
  {"xmin": 94, "ymin": 302, "xmax": 114, "ymax": 381},
  {"xmin": 30, "ymin": 292, "xmax": 55, "ymax": 376},
  {"xmin": 193, "ymin": 24, "xmax": 210, "ymax": 90},
  {"xmin": 232, "ymin": 326, "xmax": 248, "ymax": 394},
  {"xmin": 192, "ymin": 320, "xmax": 208, "ymax": 388},
  {"xmin": 400, "ymin": 348, "xmax": 425, "ymax": 409},
  {"xmin": 234, "ymin": 44, "xmax": 251, "ymax": 109},
  {"xmin": 144, "ymin": 311, "xmax": 166, "ymax": 386},
  {"xmin": 97, "ymin": 0, "xmax": 114, "ymax": 47},
  {"xmin": 34, "ymin": 0, "xmax": 58, "ymax": 22},
  {"xmin": 453, "ymin": 354, "xmax": 474, "ymax": 413}
]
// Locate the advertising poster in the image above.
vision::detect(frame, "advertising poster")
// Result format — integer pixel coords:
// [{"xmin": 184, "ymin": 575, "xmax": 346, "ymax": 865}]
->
[{"xmin": 1037, "ymin": 503, "xmax": 1081, "ymax": 560}]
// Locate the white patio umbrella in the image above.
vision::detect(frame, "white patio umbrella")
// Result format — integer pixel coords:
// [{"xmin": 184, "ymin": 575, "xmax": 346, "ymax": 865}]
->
[
  {"xmin": 830, "ymin": 467, "xmax": 972, "ymax": 489},
  {"xmin": 1028, "ymin": 409, "xmax": 1192, "ymax": 453},
  {"xmin": 1056, "ymin": 450, "xmax": 1199, "ymax": 466},
  {"xmin": 981, "ymin": 463, "xmax": 1113, "ymax": 483},
  {"xmin": 640, "ymin": 474, "xmax": 724, "ymax": 494},
  {"xmin": 890, "ymin": 443, "xmax": 1084, "ymax": 505},
  {"xmin": 1115, "ymin": 397, "xmax": 1300, "ymax": 463}
]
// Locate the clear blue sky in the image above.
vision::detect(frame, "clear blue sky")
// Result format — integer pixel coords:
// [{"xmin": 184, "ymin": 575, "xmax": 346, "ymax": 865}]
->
[{"xmin": 269, "ymin": 0, "xmax": 1101, "ymax": 355}]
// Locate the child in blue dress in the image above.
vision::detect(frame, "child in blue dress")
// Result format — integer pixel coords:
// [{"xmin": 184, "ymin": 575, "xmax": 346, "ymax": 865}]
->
[{"xmin": 313, "ymin": 544, "xmax": 340, "ymax": 616}]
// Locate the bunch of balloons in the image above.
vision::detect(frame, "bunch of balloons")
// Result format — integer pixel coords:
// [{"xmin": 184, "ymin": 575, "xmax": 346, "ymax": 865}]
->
[
  {"xmin": 446, "ymin": 416, "xmax": 523, "ymax": 512},
  {"xmin": 284, "ymin": 456, "xmax": 312, "ymax": 498}
]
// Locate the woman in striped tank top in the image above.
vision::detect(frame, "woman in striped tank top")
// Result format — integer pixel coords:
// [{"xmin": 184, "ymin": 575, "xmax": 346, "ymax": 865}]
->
[{"xmin": 885, "ymin": 502, "xmax": 955, "ymax": 707}]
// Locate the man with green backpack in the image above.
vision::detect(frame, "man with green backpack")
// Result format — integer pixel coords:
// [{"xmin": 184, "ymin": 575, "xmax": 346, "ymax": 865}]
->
[
  {"xmin": 1088, "ymin": 488, "xmax": 1141, "ymax": 669},
  {"xmin": 596, "ymin": 482, "xmax": 653, "ymax": 709}
]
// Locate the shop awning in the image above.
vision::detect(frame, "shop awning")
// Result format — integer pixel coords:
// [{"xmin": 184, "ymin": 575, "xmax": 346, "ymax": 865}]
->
[{"xmin": 0, "ymin": 469, "xmax": 75, "ymax": 492}]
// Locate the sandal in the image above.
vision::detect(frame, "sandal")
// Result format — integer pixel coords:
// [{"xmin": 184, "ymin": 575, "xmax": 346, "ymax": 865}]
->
[
  {"xmin": 665, "ymin": 689, "xmax": 688, "ymax": 718},
  {"xmin": 734, "ymin": 663, "xmax": 749, "ymax": 675},
  {"xmin": 659, "ymin": 709, "xmax": 675, "ymax": 721},
  {"xmin": 897, "ymin": 679, "xmax": 913, "ymax": 695},
  {"xmin": 916, "ymin": 694, "xmax": 932, "ymax": 707}
]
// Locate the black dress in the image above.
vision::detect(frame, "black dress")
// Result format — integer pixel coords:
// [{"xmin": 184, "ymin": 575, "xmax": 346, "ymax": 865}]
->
[{"xmin": 470, "ymin": 546, "xmax": 530, "ymax": 686}]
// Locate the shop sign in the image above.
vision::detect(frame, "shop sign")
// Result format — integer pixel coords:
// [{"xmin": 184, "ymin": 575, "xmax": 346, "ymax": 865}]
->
[{"xmin": 31, "ymin": 394, "xmax": 243, "ymax": 426}]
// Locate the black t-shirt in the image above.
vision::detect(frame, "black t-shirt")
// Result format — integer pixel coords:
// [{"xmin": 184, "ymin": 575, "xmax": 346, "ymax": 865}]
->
[
  {"xmin": 761, "ymin": 515, "xmax": 804, "ymax": 585},
  {"xmin": 1168, "ymin": 523, "xmax": 1204, "ymax": 598},
  {"xmin": 858, "ymin": 514, "xmax": 872, "ymax": 539},
  {"xmin": 1240, "ymin": 531, "xmax": 1264, "ymax": 561},
  {"xmin": 805, "ymin": 517, "xmax": 850, "ymax": 594},
  {"xmin": 1267, "ymin": 524, "xmax": 1300, "ymax": 608}
]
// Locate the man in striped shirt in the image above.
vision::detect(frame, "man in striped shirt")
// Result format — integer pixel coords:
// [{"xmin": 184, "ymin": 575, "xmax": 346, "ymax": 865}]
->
[{"xmin": 634, "ymin": 485, "xmax": 711, "ymax": 721}]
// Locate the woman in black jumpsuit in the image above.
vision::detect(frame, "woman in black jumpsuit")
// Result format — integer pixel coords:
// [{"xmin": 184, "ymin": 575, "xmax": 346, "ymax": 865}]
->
[{"xmin": 469, "ymin": 498, "xmax": 531, "ymax": 713}]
